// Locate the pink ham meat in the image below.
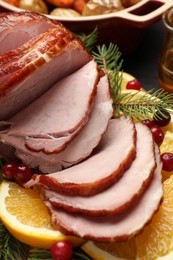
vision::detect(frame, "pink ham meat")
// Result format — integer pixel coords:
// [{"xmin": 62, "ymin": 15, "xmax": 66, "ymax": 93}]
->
[
  {"xmin": 45, "ymin": 145, "xmax": 163, "ymax": 242},
  {"xmin": 0, "ymin": 60, "xmax": 99, "ymax": 154},
  {"xmin": 0, "ymin": 26, "xmax": 74, "ymax": 84},
  {"xmin": 12, "ymin": 75, "xmax": 113, "ymax": 172},
  {"xmin": 0, "ymin": 25, "xmax": 92, "ymax": 120},
  {"xmin": 26, "ymin": 117, "xmax": 136, "ymax": 196},
  {"xmin": 43, "ymin": 123, "xmax": 156, "ymax": 215},
  {"xmin": 0, "ymin": 11, "xmax": 58, "ymax": 54}
]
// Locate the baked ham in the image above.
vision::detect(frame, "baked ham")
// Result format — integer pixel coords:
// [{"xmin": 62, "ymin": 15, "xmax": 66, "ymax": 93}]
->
[
  {"xmin": 42, "ymin": 122, "xmax": 156, "ymax": 216},
  {"xmin": 0, "ymin": 24, "xmax": 92, "ymax": 120},
  {"xmin": 0, "ymin": 11, "xmax": 58, "ymax": 55},
  {"xmin": 26, "ymin": 117, "xmax": 136, "ymax": 196},
  {"xmin": 0, "ymin": 60, "xmax": 99, "ymax": 154},
  {"xmin": 12, "ymin": 75, "xmax": 113, "ymax": 172},
  {"xmin": 45, "ymin": 145, "xmax": 163, "ymax": 242}
]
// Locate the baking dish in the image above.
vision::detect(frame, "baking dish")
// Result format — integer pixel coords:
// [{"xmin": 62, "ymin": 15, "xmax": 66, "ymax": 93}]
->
[{"xmin": 0, "ymin": 0, "xmax": 172, "ymax": 55}]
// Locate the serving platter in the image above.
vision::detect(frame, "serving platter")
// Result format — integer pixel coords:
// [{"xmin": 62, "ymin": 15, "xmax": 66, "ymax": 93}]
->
[{"xmin": 0, "ymin": 6, "xmax": 173, "ymax": 259}]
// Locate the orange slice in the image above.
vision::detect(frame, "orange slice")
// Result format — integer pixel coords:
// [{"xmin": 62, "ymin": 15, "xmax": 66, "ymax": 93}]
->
[{"xmin": 0, "ymin": 181, "xmax": 83, "ymax": 249}]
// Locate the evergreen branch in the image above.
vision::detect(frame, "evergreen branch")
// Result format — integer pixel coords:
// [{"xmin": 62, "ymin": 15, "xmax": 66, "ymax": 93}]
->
[
  {"xmin": 76, "ymin": 27, "xmax": 98, "ymax": 52},
  {"xmin": 114, "ymin": 88, "xmax": 173, "ymax": 121},
  {"xmin": 28, "ymin": 247, "xmax": 91, "ymax": 260},
  {"xmin": 0, "ymin": 222, "xmax": 29, "ymax": 260},
  {"xmin": 92, "ymin": 43, "xmax": 123, "ymax": 72}
]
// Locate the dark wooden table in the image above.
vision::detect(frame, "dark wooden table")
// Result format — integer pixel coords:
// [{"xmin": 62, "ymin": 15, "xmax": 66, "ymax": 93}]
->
[{"xmin": 123, "ymin": 20, "xmax": 165, "ymax": 91}]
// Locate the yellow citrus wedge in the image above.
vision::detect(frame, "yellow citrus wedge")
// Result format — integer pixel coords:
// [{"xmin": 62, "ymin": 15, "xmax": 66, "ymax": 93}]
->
[
  {"xmin": 0, "ymin": 181, "xmax": 83, "ymax": 249},
  {"xmin": 82, "ymin": 175, "xmax": 173, "ymax": 260},
  {"xmin": 120, "ymin": 72, "xmax": 136, "ymax": 90},
  {"xmin": 160, "ymin": 131, "xmax": 173, "ymax": 181},
  {"xmin": 162, "ymin": 110, "xmax": 173, "ymax": 133},
  {"xmin": 81, "ymin": 239, "xmax": 137, "ymax": 260}
]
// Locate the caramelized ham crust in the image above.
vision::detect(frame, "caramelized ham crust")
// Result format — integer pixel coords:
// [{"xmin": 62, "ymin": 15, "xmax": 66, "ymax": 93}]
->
[
  {"xmin": 0, "ymin": 26, "xmax": 75, "ymax": 84},
  {"xmin": 26, "ymin": 117, "xmax": 136, "ymax": 196},
  {"xmin": 0, "ymin": 60, "xmax": 99, "ymax": 154},
  {"xmin": 0, "ymin": 11, "xmax": 58, "ymax": 55},
  {"xmin": 14, "ymin": 75, "xmax": 113, "ymax": 172},
  {"xmin": 46, "ymin": 145, "xmax": 163, "ymax": 242},
  {"xmin": 43, "ymin": 123, "xmax": 156, "ymax": 216}
]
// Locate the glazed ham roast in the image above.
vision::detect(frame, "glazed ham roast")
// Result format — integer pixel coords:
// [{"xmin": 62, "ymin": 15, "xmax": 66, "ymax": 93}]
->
[{"xmin": 0, "ymin": 11, "xmax": 163, "ymax": 243}]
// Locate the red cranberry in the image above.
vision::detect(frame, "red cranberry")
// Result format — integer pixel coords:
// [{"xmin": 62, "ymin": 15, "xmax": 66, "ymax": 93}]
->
[
  {"xmin": 154, "ymin": 110, "xmax": 171, "ymax": 127},
  {"xmin": 142, "ymin": 119, "xmax": 155, "ymax": 129},
  {"xmin": 50, "ymin": 241, "xmax": 72, "ymax": 260},
  {"xmin": 161, "ymin": 153, "xmax": 173, "ymax": 171},
  {"xmin": 14, "ymin": 164, "xmax": 32, "ymax": 184},
  {"xmin": 150, "ymin": 125, "xmax": 164, "ymax": 146},
  {"xmin": 2, "ymin": 162, "xmax": 17, "ymax": 180},
  {"xmin": 126, "ymin": 79, "xmax": 141, "ymax": 90}
]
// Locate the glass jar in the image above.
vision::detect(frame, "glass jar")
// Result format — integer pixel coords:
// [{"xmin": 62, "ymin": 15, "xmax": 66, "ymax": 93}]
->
[{"xmin": 158, "ymin": 6, "xmax": 173, "ymax": 93}]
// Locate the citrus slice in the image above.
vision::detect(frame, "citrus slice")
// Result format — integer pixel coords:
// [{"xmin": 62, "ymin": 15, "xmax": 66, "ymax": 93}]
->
[
  {"xmin": 136, "ymin": 175, "xmax": 173, "ymax": 259},
  {"xmin": 0, "ymin": 181, "xmax": 83, "ymax": 248},
  {"xmin": 120, "ymin": 72, "xmax": 136, "ymax": 90},
  {"xmin": 161, "ymin": 110, "xmax": 173, "ymax": 133},
  {"xmin": 81, "ymin": 175, "xmax": 173, "ymax": 259},
  {"xmin": 160, "ymin": 131, "xmax": 173, "ymax": 181}
]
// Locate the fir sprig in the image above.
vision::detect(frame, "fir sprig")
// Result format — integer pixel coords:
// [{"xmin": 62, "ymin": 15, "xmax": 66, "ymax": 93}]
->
[
  {"xmin": 92, "ymin": 42, "xmax": 173, "ymax": 121},
  {"xmin": 28, "ymin": 247, "xmax": 91, "ymax": 259},
  {"xmin": 0, "ymin": 222, "xmax": 29, "ymax": 260},
  {"xmin": 76, "ymin": 27, "xmax": 98, "ymax": 52}
]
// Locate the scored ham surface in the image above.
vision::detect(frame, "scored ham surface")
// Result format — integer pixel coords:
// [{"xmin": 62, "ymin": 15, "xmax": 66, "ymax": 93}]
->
[
  {"xmin": 0, "ymin": 11, "xmax": 58, "ymax": 55},
  {"xmin": 45, "ymin": 145, "xmax": 163, "ymax": 242},
  {"xmin": 0, "ymin": 26, "xmax": 76, "ymax": 84},
  {"xmin": 0, "ymin": 22, "xmax": 92, "ymax": 120},
  {"xmin": 26, "ymin": 117, "xmax": 136, "ymax": 196},
  {"xmin": 12, "ymin": 75, "xmax": 113, "ymax": 172},
  {"xmin": 42, "ymin": 122, "xmax": 156, "ymax": 216},
  {"xmin": 0, "ymin": 60, "xmax": 99, "ymax": 154}
]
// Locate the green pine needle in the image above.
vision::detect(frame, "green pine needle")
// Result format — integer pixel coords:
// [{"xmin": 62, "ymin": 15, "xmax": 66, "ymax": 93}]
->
[
  {"xmin": 76, "ymin": 27, "xmax": 98, "ymax": 52},
  {"xmin": 0, "ymin": 222, "xmax": 29, "ymax": 260}
]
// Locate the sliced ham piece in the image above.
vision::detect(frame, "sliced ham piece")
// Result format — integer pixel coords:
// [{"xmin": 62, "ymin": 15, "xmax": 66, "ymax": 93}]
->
[
  {"xmin": 0, "ymin": 60, "xmax": 99, "ymax": 154},
  {"xmin": 0, "ymin": 26, "xmax": 74, "ymax": 84},
  {"xmin": 26, "ymin": 117, "xmax": 136, "ymax": 196},
  {"xmin": 43, "ymin": 122, "xmax": 156, "ymax": 216},
  {"xmin": 0, "ymin": 26, "xmax": 92, "ymax": 120},
  {"xmin": 46, "ymin": 145, "xmax": 163, "ymax": 242},
  {"xmin": 13, "ymin": 75, "xmax": 113, "ymax": 172},
  {"xmin": 0, "ymin": 11, "xmax": 58, "ymax": 54}
]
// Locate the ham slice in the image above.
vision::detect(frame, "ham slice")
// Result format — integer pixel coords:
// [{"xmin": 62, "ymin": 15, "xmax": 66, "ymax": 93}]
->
[
  {"xmin": 43, "ymin": 122, "xmax": 156, "ymax": 216},
  {"xmin": 0, "ymin": 26, "xmax": 92, "ymax": 120},
  {"xmin": 45, "ymin": 145, "xmax": 163, "ymax": 242},
  {"xmin": 0, "ymin": 60, "xmax": 99, "ymax": 154},
  {"xmin": 0, "ymin": 11, "xmax": 58, "ymax": 55},
  {"xmin": 26, "ymin": 117, "xmax": 136, "ymax": 196},
  {"xmin": 13, "ymin": 75, "xmax": 113, "ymax": 172}
]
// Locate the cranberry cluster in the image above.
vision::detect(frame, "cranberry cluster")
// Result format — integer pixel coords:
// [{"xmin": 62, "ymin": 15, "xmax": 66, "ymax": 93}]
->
[{"xmin": 2, "ymin": 162, "xmax": 33, "ymax": 185}]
